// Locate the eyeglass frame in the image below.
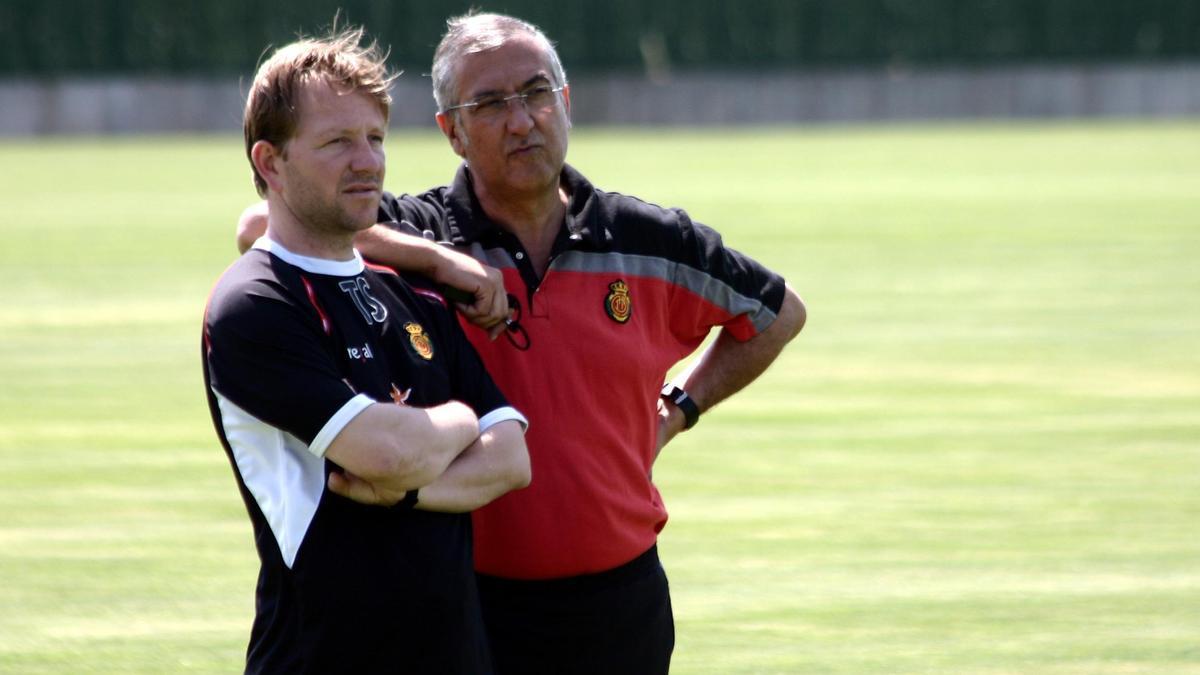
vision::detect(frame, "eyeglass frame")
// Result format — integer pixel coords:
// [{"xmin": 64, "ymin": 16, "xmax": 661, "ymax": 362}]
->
[
  {"xmin": 501, "ymin": 293, "xmax": 531, "ymax": 351},
  {"xmin": 442, "ymin": 85, "xmax": 566, "ymax": 118}
]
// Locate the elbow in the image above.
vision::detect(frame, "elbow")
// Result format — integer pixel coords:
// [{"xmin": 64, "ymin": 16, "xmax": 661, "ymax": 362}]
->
[
  {"xmin": 790, "ymin": 294, "xmax": 807, "ymax": 339},
  {"xmin": 236, "ymin": 202, "xmax": 268, "ymax": 254},
  {"xmin": 779, "ymin": 285, "xmax": 806, "ymax": 341},
  {"xmin": 498, "ymin": 436, "xmax": 532, "ymax": 492},
  {"xmin": 486, "ymin": 421, "xmax": 532, "ymax": 493},
  {"xmin": 509, "ymin": 448, "xmax": 532, "ymax": 491}
]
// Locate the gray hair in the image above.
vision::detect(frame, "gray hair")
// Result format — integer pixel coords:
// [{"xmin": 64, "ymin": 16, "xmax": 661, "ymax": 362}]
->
[{"xmin": 431, "ymin": 11, "xmax": 568, "ymax": 112}]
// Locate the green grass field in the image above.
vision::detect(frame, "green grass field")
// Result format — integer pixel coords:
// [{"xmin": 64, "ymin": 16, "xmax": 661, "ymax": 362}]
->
[{"xmin": 1, "ymin": 121, "xmax": 1198, "ymax": 673}]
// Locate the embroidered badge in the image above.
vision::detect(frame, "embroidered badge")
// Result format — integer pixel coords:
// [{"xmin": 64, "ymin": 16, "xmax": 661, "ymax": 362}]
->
[
  {"xmin": 405, "ymin": 322, "xmax": 434, "ymax": 360},
  {"xmin": 605, "ymin": 279, "xmax": 632, "ymax": 324}
]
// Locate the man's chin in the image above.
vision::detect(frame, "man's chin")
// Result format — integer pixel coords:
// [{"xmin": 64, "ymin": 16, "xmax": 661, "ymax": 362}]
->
[
  {"xmin": 499, "ymin": 158, "xmax": 559, "ymax": 191},
  {"xmin": 343, "ymin": 198, "xmax": 381, "ymax": 230},
  {"xmin": 347, "ymin": 216, "xmax": 377, "ymax": 233},
  {"xmin": 330, "ymin": 212, "xmax": 377, "ymax": 235}
]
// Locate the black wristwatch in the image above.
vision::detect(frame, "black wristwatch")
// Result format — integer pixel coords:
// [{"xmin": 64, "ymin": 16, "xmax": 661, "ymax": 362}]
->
[{"xmin": 660, "ymin": 384, "xmax": 700, "ymax": 430}]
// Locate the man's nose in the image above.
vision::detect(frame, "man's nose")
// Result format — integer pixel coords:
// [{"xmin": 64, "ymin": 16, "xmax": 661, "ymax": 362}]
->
[
  {"xmin": 505, "ymin": 99, "xmax": 536, "ymax": 134},
  {"xmin": 350, "ymin": 137, "xmax": 384, "ymax": 173}
]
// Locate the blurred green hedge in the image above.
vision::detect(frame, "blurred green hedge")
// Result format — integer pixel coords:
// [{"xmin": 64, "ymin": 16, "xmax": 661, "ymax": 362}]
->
[{"xmin": 2, "ymin": 0, "xmax": 1197, "ymax": 76}]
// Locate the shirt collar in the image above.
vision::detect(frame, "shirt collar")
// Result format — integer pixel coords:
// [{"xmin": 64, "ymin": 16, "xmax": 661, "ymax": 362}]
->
[
  {"xmin": 440, "ymin": 163, "xmax": 613, "ymax": 250},
  {"xmin": 253, "ymin": 236, "xmax": 365, "ymax": 277}
]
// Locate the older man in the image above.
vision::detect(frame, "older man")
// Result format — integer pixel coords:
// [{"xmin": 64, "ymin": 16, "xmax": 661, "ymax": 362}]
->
[
  {"xmin": 206, "ymin": 26, "xmax": 529, "ymax": 674},
  {"xmin": 238, "ymin": 12, "xmax": 805, "ymax": 674}
]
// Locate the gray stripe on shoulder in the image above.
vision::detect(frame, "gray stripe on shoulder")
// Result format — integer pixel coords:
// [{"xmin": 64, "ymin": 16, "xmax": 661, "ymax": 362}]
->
[
  {"xmin": 554, "ymin": 250, "xmax": 675, "ymax": 282},
  {"xmin": 557, "ymin": 251, "xmax": 778, "ymax": 334}
]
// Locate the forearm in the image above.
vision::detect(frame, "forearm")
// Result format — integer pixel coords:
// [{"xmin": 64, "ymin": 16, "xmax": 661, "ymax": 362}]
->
[
  {"xmin": 326, "ymin": 400, "xmax": 480, "ymax": 496},
  {"xmin": 357, "ymin": 224, "xmax": 503, "ymax": 291},
  {"xmin": 237, "ymin": 202, "xmax": 508, "ymax": 327},
  {"xmin": 416, "ymin": 420, "xmax": 531, "ymax": 513},
  {"xmin": 659, "ymin": 284, "xmax": 806, "ymax": 448},
  {"xmin": 354, "ymin": 224, "xmax": 444, "ymax": 276},
  {"xmin": 404, "ymin": 401, "xmax": 485, "ymax": 486},
  {"xmin": 679, "ymin": 284, "xmax": 805, "ymax": 410},
  {"xmin": 357, "ymin": 226, "xmax": 508, "ymax": 331},
  {"xmin": 238, "ymin": 203, "xmax": 445, "ymax": 276}
]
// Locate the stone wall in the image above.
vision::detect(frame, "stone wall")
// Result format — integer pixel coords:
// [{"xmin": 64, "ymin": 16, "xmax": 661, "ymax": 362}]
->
[{"xmin": 2, "ymin": 62, "xmax": 1197, "ymax": 136}]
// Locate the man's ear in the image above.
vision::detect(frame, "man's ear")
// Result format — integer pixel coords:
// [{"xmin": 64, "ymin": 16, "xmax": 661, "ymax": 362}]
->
[
  {"xmin": 251, "ymin": 140, "xmax": 286, "ymax": 194},
  {"xmin": 436, "ymin": 112, "xmax": 468, "ymax": 159}
]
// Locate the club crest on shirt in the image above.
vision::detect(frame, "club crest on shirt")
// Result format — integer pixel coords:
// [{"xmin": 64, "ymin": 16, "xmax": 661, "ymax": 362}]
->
[
  {"xmin": 605, "ymin": 279, "xmax": 632, "ymax": 324},
  {"xmin": 405, "ymin": 322, "xmax": 434, "ymax": 360}
]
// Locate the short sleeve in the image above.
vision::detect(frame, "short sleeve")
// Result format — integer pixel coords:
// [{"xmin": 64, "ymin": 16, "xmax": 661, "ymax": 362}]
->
[
  {"xmin": 669, "ymin": 209, "xmax": 787, "ymax": 344},
  {"xmin": 378, "ymin": 191, "xmax": 448, "ymax": 237},
  {"xmin": 204, "ymin": 272, "xmax": 364, "ymax": 449}
]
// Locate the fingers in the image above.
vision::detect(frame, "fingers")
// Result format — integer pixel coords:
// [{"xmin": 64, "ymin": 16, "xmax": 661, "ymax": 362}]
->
[
  {"xmin": 488, "ymin": 284, "xmax": 509, "ymax": 322},
  {"xmin": 328, "ymin": 471, "xmax": 384, "ymax": 505},
  {"xmin": 486, "ymin": 321, "xmax": 507, "ymax": 340},
  {"xmin": 456, "ymin": 295, "xmax": 511, "ymax": 339},
  {"xmin": 438, "ymin": 259, "xmax": 510, "ymax": 331},
  {"xmin": 471, "ymin": 267, "xmax": 509, "ymax": 329}
]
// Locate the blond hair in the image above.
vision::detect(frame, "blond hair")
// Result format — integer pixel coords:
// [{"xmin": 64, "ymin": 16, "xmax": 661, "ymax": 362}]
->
[{"xmin": 244, "ymin": 26, "xmax": 397, "ymax": 196}]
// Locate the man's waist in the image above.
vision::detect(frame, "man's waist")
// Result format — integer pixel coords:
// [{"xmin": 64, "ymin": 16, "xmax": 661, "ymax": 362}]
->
[
  {"xmin": 470, "ymin": 478, "xmax": 667, "ymax": 578},
  {"xmin": 475, "ymin": 544, "xmax": 662, "ymax": 594}
]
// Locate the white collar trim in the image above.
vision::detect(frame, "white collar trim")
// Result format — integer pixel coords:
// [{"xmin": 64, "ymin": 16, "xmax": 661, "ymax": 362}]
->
[{"xmin": 253, "ymin": 237, "xmax": 365, "ymax": 277}]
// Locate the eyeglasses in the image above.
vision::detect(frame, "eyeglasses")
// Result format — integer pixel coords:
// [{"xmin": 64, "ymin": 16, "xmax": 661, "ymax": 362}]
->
[
  {"xmin": 502, "ymin": 293, "xmax": 530, "ymax": 351},
  {"xmin": 444, "ymin": 85, "xmax": 564, "ymax": 122}
]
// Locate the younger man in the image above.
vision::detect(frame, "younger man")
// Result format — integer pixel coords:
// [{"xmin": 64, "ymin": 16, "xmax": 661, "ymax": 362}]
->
[{"xmin": 202, "ymin": 27, "xmax": 529, "ymax": 673}]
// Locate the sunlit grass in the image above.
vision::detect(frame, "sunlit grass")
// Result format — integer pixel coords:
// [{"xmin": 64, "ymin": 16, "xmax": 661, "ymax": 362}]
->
[{"xmin": 1, "ymin": 121, "xmax": 1198, "ymax": 673}]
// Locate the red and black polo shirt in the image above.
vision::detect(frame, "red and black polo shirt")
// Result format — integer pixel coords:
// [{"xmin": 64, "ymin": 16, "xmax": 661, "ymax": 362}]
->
[{"xmin": 379, "ymin": 163, "xmax": 787, "ymax": 580}]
